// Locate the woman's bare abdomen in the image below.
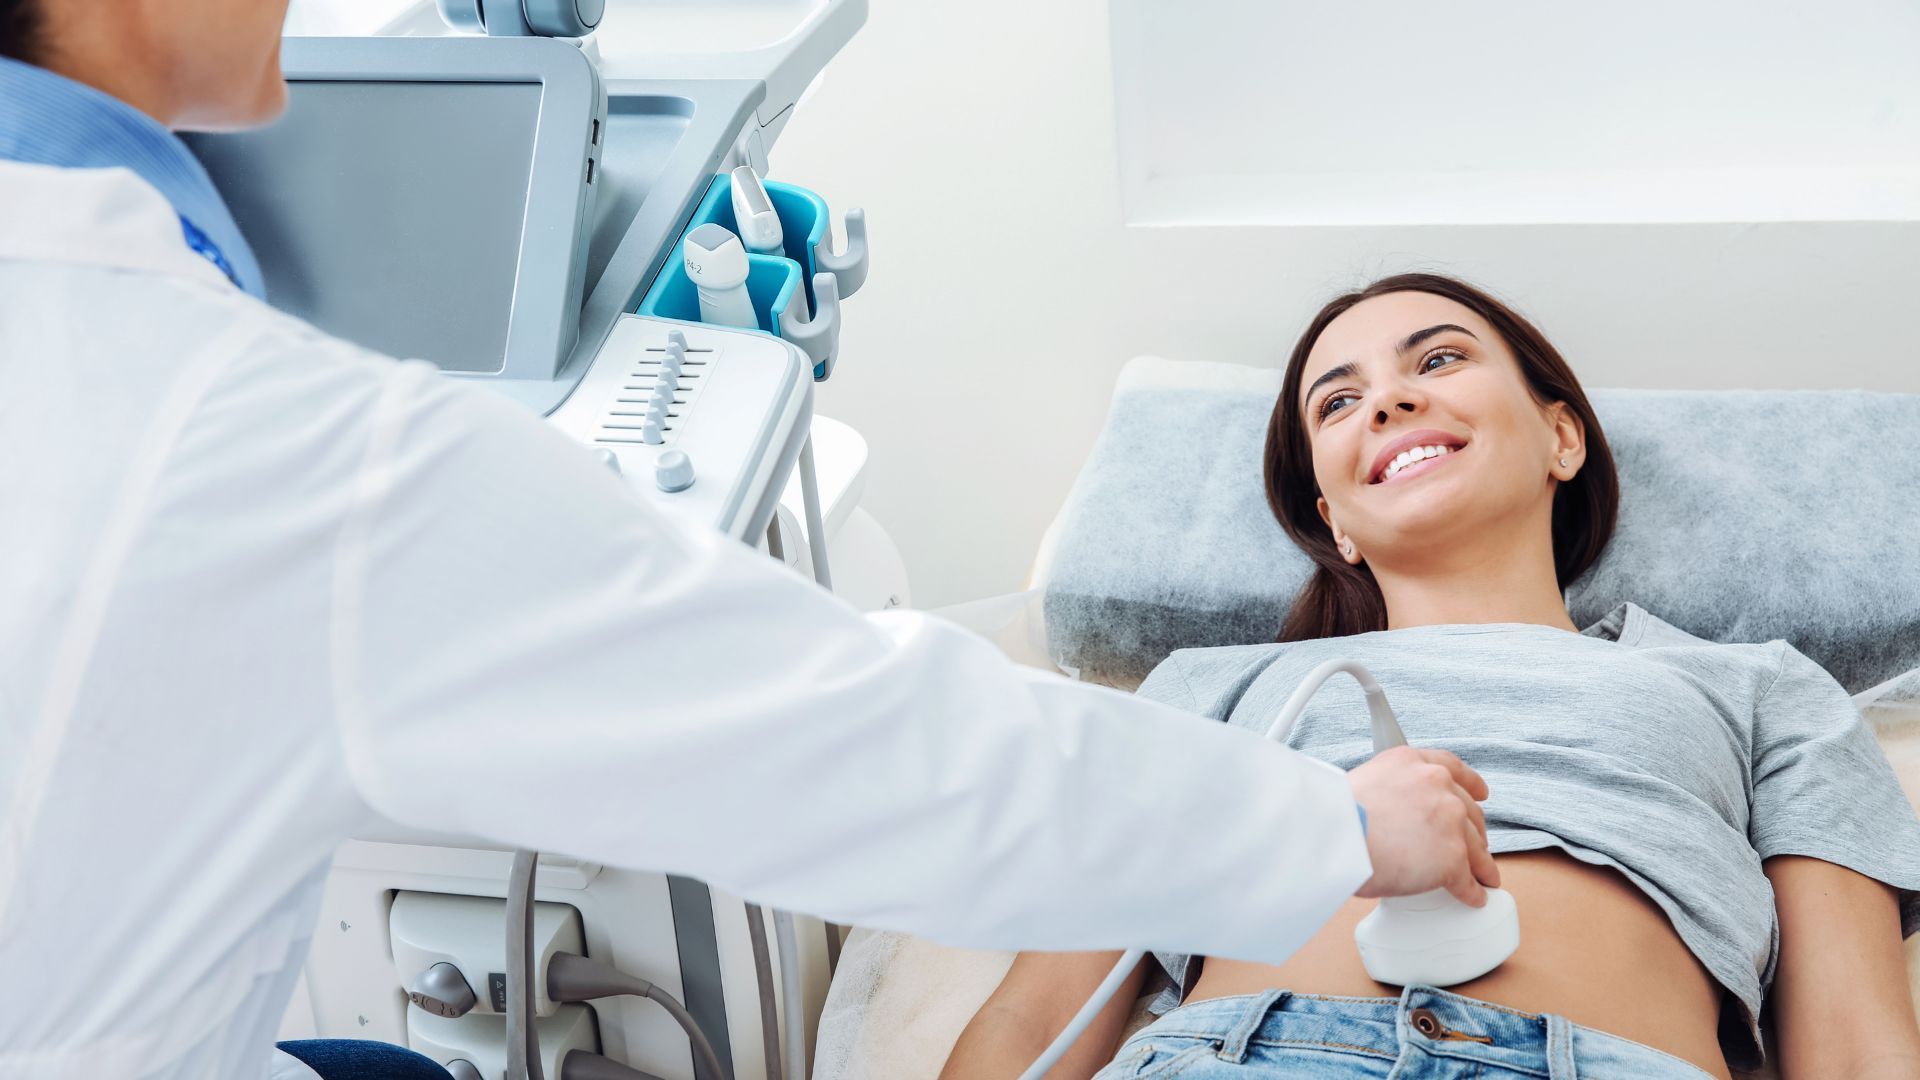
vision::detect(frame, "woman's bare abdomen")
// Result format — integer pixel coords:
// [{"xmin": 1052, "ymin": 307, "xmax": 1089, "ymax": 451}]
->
[{"xmin": 1187, "ymin": 850, "xmax": 1731, "ymax": 1079}]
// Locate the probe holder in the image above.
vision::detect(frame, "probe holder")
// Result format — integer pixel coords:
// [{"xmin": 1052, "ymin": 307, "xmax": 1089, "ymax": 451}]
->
[{"xmin": 638, "ymin": 172, "xmax": 867, "ymax": 379}]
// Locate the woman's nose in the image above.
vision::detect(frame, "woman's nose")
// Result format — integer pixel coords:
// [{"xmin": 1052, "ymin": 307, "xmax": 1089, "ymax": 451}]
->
[{"xmin": 1373, "ymin": 399, "xmax": 1419, "ymax": 424}]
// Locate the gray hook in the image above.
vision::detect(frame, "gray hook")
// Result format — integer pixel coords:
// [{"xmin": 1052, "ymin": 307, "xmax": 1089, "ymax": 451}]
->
[
  {"xmin": 780, "ymin": 272, "xmax": 841, "ymax": 379},
  {"xmin": 815, "ymin": 208, "xmax": 868, "ymax": 300}
]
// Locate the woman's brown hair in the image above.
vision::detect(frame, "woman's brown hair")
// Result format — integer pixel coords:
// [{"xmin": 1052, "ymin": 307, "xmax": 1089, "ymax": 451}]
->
[{"xmin": 1263, "ymin": 273, "xmax": 1619, "ymax": 642}]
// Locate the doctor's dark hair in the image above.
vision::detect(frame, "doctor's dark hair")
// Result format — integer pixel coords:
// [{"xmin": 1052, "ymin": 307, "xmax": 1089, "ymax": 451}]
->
[
  {"xmin": 1263, "ymin": 273, "xmax": 1619, "ymax": 643},
  {"xmin": 0, "ymin": 0, "xmax": 41, "ymax": 63}
]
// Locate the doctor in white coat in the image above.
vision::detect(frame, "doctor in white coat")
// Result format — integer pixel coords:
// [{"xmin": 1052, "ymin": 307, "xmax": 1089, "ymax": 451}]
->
[{"xmin": 0, "ymin": 3, "xmax": 1499, "ymax": 1078}]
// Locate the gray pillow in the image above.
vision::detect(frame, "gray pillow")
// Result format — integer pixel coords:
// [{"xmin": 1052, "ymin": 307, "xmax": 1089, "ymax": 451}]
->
[{"xmin": 1041, "ymin": 360, "xmax": 1919, "ymax": 692}]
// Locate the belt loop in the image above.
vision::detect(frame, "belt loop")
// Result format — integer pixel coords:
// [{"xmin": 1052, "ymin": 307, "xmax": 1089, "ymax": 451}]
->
[
  {"xmin": 1544, "ymin": 1012, "xmax": 1578, "ymax": 1080},
  {"xmin": 1216, "ymin": 988, "xmax": 1288, "ymax": 1063}
]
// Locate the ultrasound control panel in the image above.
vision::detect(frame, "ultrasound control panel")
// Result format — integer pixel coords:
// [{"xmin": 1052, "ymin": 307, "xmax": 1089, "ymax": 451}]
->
[{"xmin": 547, "ymin": 316, "xmax": 813, "ymax": 542}]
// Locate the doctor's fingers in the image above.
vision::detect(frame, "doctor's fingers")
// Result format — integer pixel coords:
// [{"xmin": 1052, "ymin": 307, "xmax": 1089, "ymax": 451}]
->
[
  {"xmin": 1436, "ymin": 777, "xmax": 1500, "ymax": 890},
  {"xmin": 1436, "ymin": 789, "xmax": 1497, "ymax": 904},
  {"xmin": 1446, "ymin": 856, "xmax": 1491, "ymax": 908},
  {"xmin": 1419, "ymin": 748, "xmax": 1490, "ymax": 802},
  {"xmin": 1449, "ymin": 780, "xmax": 1487, "ymax": 844},
  {"xmin": 1464, "ymin": 814, "xmax": 1502, "ymax": 890}
]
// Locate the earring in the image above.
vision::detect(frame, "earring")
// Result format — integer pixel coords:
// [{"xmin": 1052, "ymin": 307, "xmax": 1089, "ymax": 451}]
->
[
  {"xmin": 1558, "ymin": 457, "xmax": 1570, "ymax": 468},
  {"xmin": 1342, "ymin": 542, "xmax": 1354, "ymax": 556}
]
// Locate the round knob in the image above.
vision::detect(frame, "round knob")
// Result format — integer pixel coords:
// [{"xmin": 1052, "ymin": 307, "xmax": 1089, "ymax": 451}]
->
[
  {"xmin": 407, "ymin": 962, "xmax": 477, "ymax": 1019},
  {"xmin": 666, "ymin": 329, "xmax": 688, "ymax": 351},
  {"xmin": 445, "ymin": 1060, "xmax": 484, "ymax": 1080},
  {"xmin": 655, "ymin": 450, "xmax": 696, "ymax": 493},
  {"xmin": 522, "ymin": 0, "xmax": 604, "ymax": 37},
  {"xmin": 595, "ymin": 448, "xmax": 621, "ymax": 475}
]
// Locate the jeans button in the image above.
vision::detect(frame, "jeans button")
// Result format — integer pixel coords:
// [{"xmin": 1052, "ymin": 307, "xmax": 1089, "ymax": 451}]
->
[{"xmin": 1410, "ymin": 1007, "xmax": 1442, "ymax": 1038}]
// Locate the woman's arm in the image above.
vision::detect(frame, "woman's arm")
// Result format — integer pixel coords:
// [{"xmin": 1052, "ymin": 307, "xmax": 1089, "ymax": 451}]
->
[
  {"xmin": 939, "ymin": 951, "xmax": 1151, "ymax": 1080},
  {"xmin": 1766, "ymin": 856, "xmax": 1920, "ymax": 1079}
]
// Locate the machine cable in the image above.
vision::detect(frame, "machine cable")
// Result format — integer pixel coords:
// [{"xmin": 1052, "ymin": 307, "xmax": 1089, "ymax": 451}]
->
[
  {"xmin": 545, "ymin": 952, "xmax": 728, "ymax": 1080},
  {"xmin": 772, "ymin": 909, "xmax": 809, "ymax": 1080},
  {"xmin": 507, "ymin": 851, "xmax": 736, "ymax": 1080},
  {"xmin": 744, "ymin": 903, "xmax": 785, "ymax": 1080},
  {"xmin": 794, "ymin": 437, "xmax": 848, "ymax": 979},
  {"xmin": 797, "ymin": 436, "xmax": 832, "ymax": 592},
  {"xmin": 1018, "ymin": 661, "xmax": 1420, "ymax": 1080},
  {"xmin": 507, "ymin": 850, "xmax": 545, "ymax": 1080},
  {"xmin": 508, "ymin": 435, "xmax": 842, "ymax": 1080}
]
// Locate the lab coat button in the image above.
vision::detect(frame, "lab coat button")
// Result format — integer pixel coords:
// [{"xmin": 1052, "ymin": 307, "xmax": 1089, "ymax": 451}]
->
[{"xmin": 655, "ymin": 449, "xmax": 695, "ymax": 492}]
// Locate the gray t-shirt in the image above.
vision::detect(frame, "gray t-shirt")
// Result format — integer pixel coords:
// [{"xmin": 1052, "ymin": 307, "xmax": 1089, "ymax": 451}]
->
[{"xmin": 1137, "ymin": 601, "xmax": 1920, "ymax": 1070}]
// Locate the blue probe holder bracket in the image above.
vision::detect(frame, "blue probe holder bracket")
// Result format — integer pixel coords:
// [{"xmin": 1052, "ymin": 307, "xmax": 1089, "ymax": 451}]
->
[{"xmin": 636, "ymin": 173, "xmax": 868, "ymax": 380}]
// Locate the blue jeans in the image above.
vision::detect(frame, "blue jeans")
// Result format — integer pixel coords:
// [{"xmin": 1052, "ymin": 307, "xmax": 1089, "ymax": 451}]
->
[
  {"xmin": 276, "ymin": 1041, "xmax": 452, "ymax": 1080},
  {"xmin": 1091, "ymin": 987, "xmax": 1715, "ymax": 1079}
]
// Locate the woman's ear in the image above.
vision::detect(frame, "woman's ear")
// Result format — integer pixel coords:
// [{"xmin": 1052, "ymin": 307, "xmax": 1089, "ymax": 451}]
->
[
  {"xmin": 1317, "ymin": 497, "xmax": 1362, "ymax": 564},
  {"xmin": 1549, "ymin": 402, "xmax": 1587, "ymax": 480}
]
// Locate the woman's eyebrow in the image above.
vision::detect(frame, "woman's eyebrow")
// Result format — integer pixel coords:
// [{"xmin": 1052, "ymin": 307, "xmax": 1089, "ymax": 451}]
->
[
  {"xmin": 1398, "ymin": 323, "xmax": 1478, "ymax": 353},
  {"xmin": 1304, "ymin": 361, "xmax": 1359, "ymax": 405}
]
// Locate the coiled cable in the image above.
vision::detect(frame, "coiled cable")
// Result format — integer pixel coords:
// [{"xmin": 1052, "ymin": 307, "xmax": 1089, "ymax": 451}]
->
[{"xmin": 1016, "ymin": 661, "xmax": 1400, "ymax": 1080}]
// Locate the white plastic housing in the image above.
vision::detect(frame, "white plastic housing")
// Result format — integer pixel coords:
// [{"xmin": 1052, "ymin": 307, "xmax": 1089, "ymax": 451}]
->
[
  {"xmin": 684, "ymin": 226, "xmax": 758, "ymax": 330},
  {"xmin": 1354, "ymin": 887, "xmax": 1519, "ymax": 988},
  {"xmin": 731, "ymin": 167, "xmax": 785, "ymax": 256},
  {"xmin": 390, "ymin": 891, "xmax": 585, "ymax": 1017}
]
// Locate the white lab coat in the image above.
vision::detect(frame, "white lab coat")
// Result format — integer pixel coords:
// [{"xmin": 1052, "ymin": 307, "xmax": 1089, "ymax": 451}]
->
[{"xmin": 0, "ymin": 161, "xmax": 1371, "ymax": 1080}]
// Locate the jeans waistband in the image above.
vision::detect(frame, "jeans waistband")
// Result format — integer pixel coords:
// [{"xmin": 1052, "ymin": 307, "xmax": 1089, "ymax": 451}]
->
[{"xmin": 1137, "ymin": 985, "xmax": 1681, "ymax": 1079}]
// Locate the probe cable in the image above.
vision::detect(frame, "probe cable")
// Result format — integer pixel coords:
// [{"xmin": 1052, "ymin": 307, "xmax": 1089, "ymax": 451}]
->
[{"xmin": 1017, "ymin": 661, "xmax": 1402, "ymax": 1080}]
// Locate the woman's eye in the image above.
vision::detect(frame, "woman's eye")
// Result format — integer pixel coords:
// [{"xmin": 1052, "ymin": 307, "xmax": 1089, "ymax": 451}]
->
[{"xmin": 1317, "ymin": 351, "xmax": 1460, "ymax": 421}]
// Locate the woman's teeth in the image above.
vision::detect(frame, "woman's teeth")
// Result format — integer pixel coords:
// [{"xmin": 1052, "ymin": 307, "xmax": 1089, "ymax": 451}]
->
[{"xmin": 1381, "ymin": 444, "xmax": 1455, "ymax": 482}]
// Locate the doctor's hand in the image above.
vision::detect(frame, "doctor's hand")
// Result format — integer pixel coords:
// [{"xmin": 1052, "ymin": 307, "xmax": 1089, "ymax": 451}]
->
[{"xmin": 1346, "ymin": 746, "xmax": 1500, "ymax": 907}]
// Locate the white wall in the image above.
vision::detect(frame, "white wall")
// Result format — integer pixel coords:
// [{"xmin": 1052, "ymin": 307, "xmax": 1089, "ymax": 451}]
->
[
  {"xmin": 767, "ymin": 0, "xmax": 1920, "ymax": 607},
  {"xmin": 1109, "ymin": 1, "xmax": 1920, "ymax": 226}
]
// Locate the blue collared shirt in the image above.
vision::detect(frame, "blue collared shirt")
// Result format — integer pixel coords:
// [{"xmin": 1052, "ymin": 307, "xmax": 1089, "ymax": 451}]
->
[{"xmin": 0, "ymin": 55, "xmax": 265, "ymax": 298}]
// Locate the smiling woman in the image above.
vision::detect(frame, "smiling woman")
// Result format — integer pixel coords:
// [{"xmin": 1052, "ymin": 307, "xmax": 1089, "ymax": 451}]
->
[
  {"xmin": 940, "ymin": 273, "xmax": 1920, "ymax": 1080},
  {"xmin": 1264, "ymin": 274, "xmax": 1620, "ymax": 642}
]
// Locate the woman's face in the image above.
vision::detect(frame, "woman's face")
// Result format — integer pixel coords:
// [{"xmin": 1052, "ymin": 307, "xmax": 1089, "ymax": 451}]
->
[{"xmin": 1296, "ymin": 290, "xmax": 1582, "ymax": 564}]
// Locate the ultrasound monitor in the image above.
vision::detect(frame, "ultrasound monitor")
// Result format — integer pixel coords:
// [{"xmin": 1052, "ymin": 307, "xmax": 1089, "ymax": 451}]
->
[{"xmin": 186, "ymin": 36, "xmax": 604, "ymax": 381}]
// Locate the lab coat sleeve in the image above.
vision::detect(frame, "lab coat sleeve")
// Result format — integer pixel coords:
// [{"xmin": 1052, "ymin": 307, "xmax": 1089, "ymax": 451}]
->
[{"xmin": 329, "ymin": 363, "xmax": 1370, "ymax": 963}]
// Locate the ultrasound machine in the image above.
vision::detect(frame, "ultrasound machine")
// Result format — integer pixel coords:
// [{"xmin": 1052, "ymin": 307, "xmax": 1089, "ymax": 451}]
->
[{"xmin": 184, "ymin": 4, "xmax": 873, "ymax": 1077}]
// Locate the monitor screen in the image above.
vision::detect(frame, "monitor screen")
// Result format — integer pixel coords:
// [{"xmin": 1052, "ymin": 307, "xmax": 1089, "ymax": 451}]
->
[{"xmin": 187, "ymin": 80, "xmax": 543, "ymax": 374}]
